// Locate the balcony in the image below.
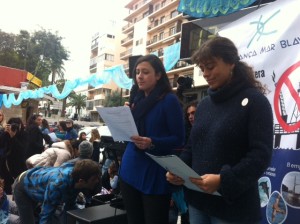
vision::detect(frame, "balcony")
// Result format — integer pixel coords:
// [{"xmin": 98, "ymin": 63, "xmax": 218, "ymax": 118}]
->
[
  {"xmin": 124, "ymin": 0, "xmax": 152, "ymax": 22},
  {"xmin": 91, "ymin": 42, "xmax": 98, "ymax": 50},
  {"xmin": 121, "ymin": 34, "xmax": 134, "ymax": 46},
  {"xmin": 146, "ymin": 27, "xmax": 181, "ymax": 49},
  {"xmin": 120, "ymin": 48, "xmax": 133, "ymax": 60},
  {"xmin": 148, "ymin": 12, "xmax": 181, "ymax": 34},
  {"xmin": 122, "ymin": 23, "xmax": 134, "ymax": 34},
  {"xmin": 150, "ymin": 0, "xmax": 179, "ymax": 18}
]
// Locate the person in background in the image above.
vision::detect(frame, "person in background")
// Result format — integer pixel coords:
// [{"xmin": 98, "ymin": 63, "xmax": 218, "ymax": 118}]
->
[
  {"xmin": 169, "ymin": 101, "xmax": 198, "ymax": 224},
  {"xmin": 119, "ymin": 54, "xmax": 185, "ymax": 224},
  {"xmin": 108, "ymin": 162, "xmax": 119, "ymax": 194},
  {"xmin": 0, "ymin": 110, "xmax": 6, "ymax": 134},
  {"xmin": 13, "ymin": 159, "xmax": 101, "ymax": 224},
  {"xmin": 41, "ymin": 118, "xmax": 50, "ymax": 135},
  {"xmin": 68, "ymin": 141, "xmax": 93, "ymax": 163},
  {"xmin": 166, "ymin": 36, "xmax": 273, "ymax": 224},
  {"xmin": 55, "ymin": 121, "xmax": 67, "ymax": 141},
  {"xmin": 0, "ymin": 117, "xmax": 28, "ymax": 194},
  {"xmin": 0, "ymin": 179, "xmax": 9, "ymax": 223},
  {"xmin": 25, "ymin": 140, "xmax": 76, "ymax": 168},
  {"xmin": 89, "ymin": 129, "xmax": 102, "ymax": 163},
  {"xmin": 184, "ymin": 101, "xmax": 197, "ymax": 143},
  {"xmin": 25, "ymin": 114, "xmax": 44, "ymax": 159},
  {"xmin": 65, "ymin": 119, "xmax": 78, "ymax": 140},
  {"xmin": 78, "ymin": 132, "xmax": 87, "ymax": 142}
]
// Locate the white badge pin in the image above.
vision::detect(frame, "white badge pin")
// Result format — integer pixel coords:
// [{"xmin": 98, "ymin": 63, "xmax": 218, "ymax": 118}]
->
[{"xmin": 241, "ymin": 98, "xmax": 248, "ymax": 106}]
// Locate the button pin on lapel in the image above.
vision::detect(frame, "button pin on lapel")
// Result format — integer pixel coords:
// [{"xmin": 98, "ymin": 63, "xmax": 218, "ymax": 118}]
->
[{"xmin": 241, "ymin": 98, "xmax": 248, "ymax": 106}]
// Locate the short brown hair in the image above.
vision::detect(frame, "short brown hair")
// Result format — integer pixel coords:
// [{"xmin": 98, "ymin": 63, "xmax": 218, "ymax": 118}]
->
[{"xmin": 71, "ymin": 159, "xmax": 101, "ymax": 182}]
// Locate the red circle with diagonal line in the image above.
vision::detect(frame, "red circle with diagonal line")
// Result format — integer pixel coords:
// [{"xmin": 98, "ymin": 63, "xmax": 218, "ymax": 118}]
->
[{"xmin": 274, "ymin": 61, "xmax": 300, "ymax": 133}]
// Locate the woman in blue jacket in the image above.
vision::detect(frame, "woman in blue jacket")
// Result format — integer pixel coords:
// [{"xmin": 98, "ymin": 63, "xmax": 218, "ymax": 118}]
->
[
  {"xmin": 119, "ymin": 54, "xmax": 185, "ymax": 224},
  {"xmin": 167, "ymin": 36, "xmax": 273, "ymax": 224}
]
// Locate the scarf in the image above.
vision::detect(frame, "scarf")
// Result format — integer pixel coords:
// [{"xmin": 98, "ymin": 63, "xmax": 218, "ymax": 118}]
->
[{"xmin": 131, "ymin": 85, "xmax": 167, "ymax": 136}]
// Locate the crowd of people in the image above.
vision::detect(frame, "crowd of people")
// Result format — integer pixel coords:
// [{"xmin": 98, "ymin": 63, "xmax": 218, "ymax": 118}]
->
[
  {"xmin": 0, "ymin": 36, "xmax": 274, "ymax": 224},
  {"xmin": 0, "ymin": 112, "xmax": 119, "ymax": 223}
]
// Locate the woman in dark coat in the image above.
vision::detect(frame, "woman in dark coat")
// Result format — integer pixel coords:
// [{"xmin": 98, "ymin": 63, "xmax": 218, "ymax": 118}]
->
[
  {"xmin": 0, "ymin": 117, "xmax": 28, "ymax": 194},
  {"xmin": 25, "ymin": 114, "xmax": 44, "ymax": 159}
]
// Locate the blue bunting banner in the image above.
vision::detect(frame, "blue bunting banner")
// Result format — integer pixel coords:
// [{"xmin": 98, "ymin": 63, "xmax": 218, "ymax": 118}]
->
[
  {"xmin": 177, "ymin": 0, "xmax": 256, "ymax": 18},
  {"xmin": 0, "ymin": 65, "xmax": 133, "ymax": 108},
  {"xmin": 164, "ymin": 42, "xmax": 181, "ymax": 71}
]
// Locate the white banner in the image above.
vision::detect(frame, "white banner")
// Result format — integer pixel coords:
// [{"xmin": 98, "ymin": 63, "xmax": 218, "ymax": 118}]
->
[{"xmin": 220, "ymin": 0, "xmax": 300, "ymax": 223}]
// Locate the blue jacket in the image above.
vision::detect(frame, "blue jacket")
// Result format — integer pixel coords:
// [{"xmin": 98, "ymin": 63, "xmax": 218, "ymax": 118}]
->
[{"xmin": 120, "ymin": 93, "xmax": 185, "ymax": 194}]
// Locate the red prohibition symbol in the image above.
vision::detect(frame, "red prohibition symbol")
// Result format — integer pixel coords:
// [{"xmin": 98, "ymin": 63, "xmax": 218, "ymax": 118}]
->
[{"xmin": 274, "ymin": 60, "xmax": 300, "ymax": 133}]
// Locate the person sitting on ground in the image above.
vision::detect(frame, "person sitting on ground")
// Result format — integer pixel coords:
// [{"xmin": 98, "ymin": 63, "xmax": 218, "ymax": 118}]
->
[
  {"xmin": 26, "ymin": 140, "xmax": 76, "ymax": 168},
  {"xmin": 13, "ymin": 159, "xmax": 101, "ymax": 224},
  {"xmin": 108, "ymin": 162, "xmax": 120, "ymax": 194}
]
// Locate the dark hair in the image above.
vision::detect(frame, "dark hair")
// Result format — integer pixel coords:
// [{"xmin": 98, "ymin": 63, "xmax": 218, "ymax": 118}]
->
[
  {"xmin": 79, "ymin": 132, "xmax": 87, "ymax": 141},
  {"xmin": 7, "ymin": 117, "xmax": 25, "ymax": 132},
  {"xmin": 184, "ymin": 101, "xmax": 198, "ymax": 125},
  {"xmin": 130, "ymin": 54, "xmax": 172, "ymax": 101},
  {"xmin": 58, "ymin": 121, "xmax": 67, "ymax": 131},
  {"xmin": 72, "ymin": 159, "xmax": 101, "ymax": 182},
  {"xmin": 26, "ymin": 114, "xmax": 42, "ymax": 128},
  {"xmin": 191, "ymin": 36, "xmax": 267, "ymax": 94},
  {"xmin": 41, "ymin": 119, "xmax": 50, "ymax": 130},
  {"xmin": 108, "ymin": 162, "xmax": 118, "ymax": 178}
]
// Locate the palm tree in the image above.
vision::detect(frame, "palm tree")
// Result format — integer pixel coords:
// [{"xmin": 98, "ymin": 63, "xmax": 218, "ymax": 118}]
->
[{"xmin": 67, "ymin": 93, "xmax": 87, "ymax": 115}]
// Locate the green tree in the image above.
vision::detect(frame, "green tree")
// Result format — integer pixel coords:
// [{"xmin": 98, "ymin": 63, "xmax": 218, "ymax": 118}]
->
[
  {"xmin": 67, "ymin": 93, "xmax": 87, "ymax": 115},
  {"xmin": 0, "ymin": 28, "xmax": 69, "ymax": 87},
  {"xmin": 104, "ymin": 90, "xmax": 126, "ymax": 107}
]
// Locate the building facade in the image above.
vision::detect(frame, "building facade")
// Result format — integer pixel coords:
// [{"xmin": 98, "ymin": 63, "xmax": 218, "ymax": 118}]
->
[{"xmin": 87, "ymin": 20, "xmax": 125, "ymax": 121}]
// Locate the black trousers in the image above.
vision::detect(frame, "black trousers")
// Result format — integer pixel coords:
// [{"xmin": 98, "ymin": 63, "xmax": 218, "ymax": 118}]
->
[{"xmin": 120, "ymin": 179, "xmax": 171, "ymax": 224}]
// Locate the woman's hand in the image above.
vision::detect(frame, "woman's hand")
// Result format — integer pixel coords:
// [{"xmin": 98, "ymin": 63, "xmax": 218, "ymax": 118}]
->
[
  {"xmin": 131, "ymin": 135, "xmax": 152, "ymax": 150},
  {"xmin": 190, "ymin": 174, "xmax": 221, "ymax": 194},
  {"xmin": 166, "ymin": 172, "xmax": 184, "ymax": 186}
]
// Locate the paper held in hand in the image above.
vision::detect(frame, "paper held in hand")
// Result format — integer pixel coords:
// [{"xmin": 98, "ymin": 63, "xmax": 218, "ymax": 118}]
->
[
  {"xmin": 146, "ymin": 153, "xmax": 221, "ymax": 196},
  {"xmin": 96, "ymin": 106, "xmax": 138, "ymax": 142}
]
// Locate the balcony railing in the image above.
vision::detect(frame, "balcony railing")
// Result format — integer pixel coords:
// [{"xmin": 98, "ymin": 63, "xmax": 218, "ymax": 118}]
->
[
  {"xmin": 152, "ymin": 0, "xmax": 177, "ymax": 14},
  {"xmin": 147, "ymin": 27, "xmax": 181, "ymax": 46},
  {"xmin": 120, "ymin": 48, "xmax": 133, "ymax": 58},
  {"xmin": 121, "ymin": 35, "xmax": 134, "ymax": 44},
  {"xmin": 148, "ymin": 12, "xmax": 180, "ymax": 31}
]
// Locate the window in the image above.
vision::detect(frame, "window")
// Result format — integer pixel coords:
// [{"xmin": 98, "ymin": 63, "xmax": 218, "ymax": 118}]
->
[
  {"xmin": 143, "ymin": 11, "xmax": 149, "ymax": 18},
  {"xmin": 153, "ymin": 35, "xmax": 157, "ymax": 43},
  {"xmin": 107, "ymin": 34, "xmax": 115, "ymax": 39},
  {"xmin": 169, "ymin": 27, "xmax": 176, "ymax": 36},
  {"xmin": 105, "ymin": 54, "xmax": 114, "ymax": 62},
  {"xmin": 155, "ymin": 4, "xmax": 160, "ymax": 11},
  {"xmin": 161, "ymin": 1, "xmax": 166, "ymax": 7},
  {"xmin": 159, "ymin": 32, "xmax": 164, "ymax": 40},
  {"xmin": 160, "ymin": 16, "xmax": 165, "ymax": 24},
  {"xmin": 171, "ymin": 10, "xmax": 178, "ymax": 18}
]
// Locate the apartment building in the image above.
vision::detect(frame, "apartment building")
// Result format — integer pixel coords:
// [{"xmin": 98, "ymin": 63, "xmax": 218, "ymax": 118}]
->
[
  {"xmin": 120, "ymin": 0, "xmax": 276, "ymax": 105},
  {"xmin": 87, "ymin": 20, "xmax": 125, "ymax": 121},
  {"xmin": 121, "ymin": 0, "xmax": 209, "ymax": 105}
]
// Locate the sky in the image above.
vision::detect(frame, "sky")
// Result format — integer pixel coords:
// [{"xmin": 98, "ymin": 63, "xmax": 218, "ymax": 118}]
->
[{"xmin": 0, "ymin": 0, "xmax": 128, "ymax": 80}]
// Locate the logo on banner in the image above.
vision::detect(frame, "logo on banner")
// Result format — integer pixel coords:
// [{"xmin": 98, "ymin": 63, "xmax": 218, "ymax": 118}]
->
[
  {"xmin": 274, "ymin": 61, "xmax": 300, "ymax": 133},
  {"xmin": 247, "ymin": 9, "xmax": 280, "ymax": 48}
]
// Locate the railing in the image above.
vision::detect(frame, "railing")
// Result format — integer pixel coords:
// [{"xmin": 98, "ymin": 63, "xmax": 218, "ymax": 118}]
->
[
  {"xmin": 121, "ymin": 35, "xmax": 134, "ymax": 44},
  {"xmin": 147, "ymin": 26, "xmax": 181, "ymax": 46},
  {"xmin": 120, "ymin": 48, "xmax": 133, "ymax": 58},
  {"xmin": 152, "ymin": 0, "xmax": 176, "ymax": 14},
  {"xmin": 148, "ymin": 12, "xmax": 180, "ymax": 30}
]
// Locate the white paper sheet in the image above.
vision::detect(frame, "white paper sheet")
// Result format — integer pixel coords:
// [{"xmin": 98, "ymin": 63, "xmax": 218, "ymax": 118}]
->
[
  {"xmin": 146, "ymin": 153, "xmax": 221, "ymax": 196},
  {"xmin": 96, "ymin": 106, "xmax": 138, "ymax": 142}
]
